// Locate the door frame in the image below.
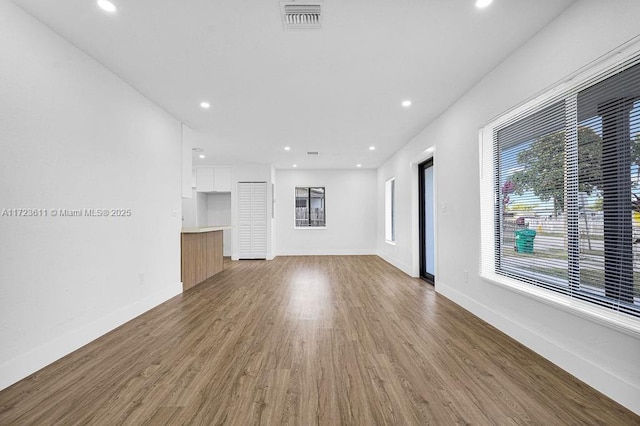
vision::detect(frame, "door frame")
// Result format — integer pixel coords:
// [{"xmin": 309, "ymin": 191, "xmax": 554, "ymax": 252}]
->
[{"xmin": 419, "ymin": 157, "xmax": 435, "ymax": 284}]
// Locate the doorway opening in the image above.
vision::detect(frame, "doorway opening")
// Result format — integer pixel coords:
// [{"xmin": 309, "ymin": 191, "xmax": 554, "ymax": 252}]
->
[{"xmin": 419, "ymin": 158, "xmax": 435, "ymax": 283}]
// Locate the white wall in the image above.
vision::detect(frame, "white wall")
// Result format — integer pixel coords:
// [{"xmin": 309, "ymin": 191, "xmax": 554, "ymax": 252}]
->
[
  {"xmin": 207, "ymin": 193, "xmax": 232, "ymax": 256},
  {"xmin": 181, "ymin": 189, "xmax": 211, "ymax": 228},
  {"xmin": 0, "ymin": 2, "xmax": 182, "ymax": 390},
  {"xmin": 376, "ymin": 0, "xmax": 640, "ymax": 414},
  {"xmin": 196, "ymin": 192, "xmax": 208, "ymax": 226},
  {"xmin": 181, "ymin": 189, "xmax": 197, "ymax": 227},
  {"xmin": 276, "ymin": 169, "xmax": 377, "ymax": 256},
  {"xmin": 181, "ymin": 124, "xmax": 193, "ymax": 198}
]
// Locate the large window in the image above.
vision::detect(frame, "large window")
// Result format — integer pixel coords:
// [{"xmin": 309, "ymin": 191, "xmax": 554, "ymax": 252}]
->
[
  {"xmin": 295, "ymin": 187, "xmax": 325, "ymax": 227},
  {"xmin": 385, "ymin": 177, "xmax": 396, "ymax": 242},
  {"xmin": 484, "ymin": 56, "xmax": 640, "ymax": 320}
]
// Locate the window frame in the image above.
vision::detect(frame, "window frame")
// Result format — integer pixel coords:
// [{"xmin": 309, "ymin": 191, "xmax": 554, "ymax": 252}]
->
[
  {"xmin": 294, "ymin": 186, "xmax": 326, "ymax": 229},
  {"xmin": 385, "ymin": 177, "xmax": 396, "ymax": 244},
  {"xmin": 479, "ymin": 45, "xmax": 640, "ymax": 336}
]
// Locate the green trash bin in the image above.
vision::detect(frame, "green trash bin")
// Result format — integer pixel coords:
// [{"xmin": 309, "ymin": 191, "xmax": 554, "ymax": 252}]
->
[{"xmin": 515, "ymin": 229, "xmax": 536, "ymax": 253}]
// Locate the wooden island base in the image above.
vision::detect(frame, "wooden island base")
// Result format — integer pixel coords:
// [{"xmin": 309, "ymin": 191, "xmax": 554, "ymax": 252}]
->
[{"xmin": 181, "ymin": 227, "xmax": 229, "ymax": 291}]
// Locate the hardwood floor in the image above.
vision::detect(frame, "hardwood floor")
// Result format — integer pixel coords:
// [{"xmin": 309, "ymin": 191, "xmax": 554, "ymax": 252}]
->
[{"xmin": 0, "ymin": 256, "xmax": 637, "ymax": 425}]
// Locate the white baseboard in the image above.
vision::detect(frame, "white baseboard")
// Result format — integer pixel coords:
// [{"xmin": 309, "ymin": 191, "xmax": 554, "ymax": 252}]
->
[
  {"xmin": 0, "ymin": 284, "xmax": 182, "ymax": 391},
  {"xmin": 436, "ymin": 281, "xmax": 640, "ymax": 415},
  {"xmin": 275, "ymin": 248, "xmax": 376, "ymax": 256},
  {"xmin": 377, "ymin": 253, "xmax": 415, "ymax": 277}
]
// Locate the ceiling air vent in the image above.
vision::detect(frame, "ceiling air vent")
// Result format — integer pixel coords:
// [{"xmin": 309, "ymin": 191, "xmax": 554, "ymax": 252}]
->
[
  {"xmin": 307, "ymin": 151, "xmax": 319, "ymax": 155},
  {"xmin": 281, "ymin": 3, "xmax": 322, "ymax": 30}
]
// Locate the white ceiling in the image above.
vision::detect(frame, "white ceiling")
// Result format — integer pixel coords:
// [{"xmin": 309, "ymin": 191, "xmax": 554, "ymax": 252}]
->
[{"xmin": 12, "ymin": 0, "xmax": 574, "ymax": 169}]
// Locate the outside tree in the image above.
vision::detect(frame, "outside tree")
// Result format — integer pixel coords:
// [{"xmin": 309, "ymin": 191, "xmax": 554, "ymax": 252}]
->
[
  {"xmin": 509, "ymin": 127, "xmax": 606, "ymax": 217},
  {"xmin": 501, "ymin": 180, "xmax": 515, "ymax": 210}
]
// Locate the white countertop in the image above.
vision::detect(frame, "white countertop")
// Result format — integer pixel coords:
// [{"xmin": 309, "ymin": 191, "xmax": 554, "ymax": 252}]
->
[{"xmin": 181, "ymin": 225, "xmax": 231, "ymax": 234}]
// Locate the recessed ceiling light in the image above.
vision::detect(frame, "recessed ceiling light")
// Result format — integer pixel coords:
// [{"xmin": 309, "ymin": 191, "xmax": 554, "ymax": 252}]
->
[
  {"xmin": 292, "ymin": 164, "xmax": 298, "ymax": 168},
  {"xmin": 199, "ymin": 154, "xmax": 206, "ymax": 159},
  {"xmin": 284, "ymin": 146, "xmax": 291, "ymax": 151},
  {"xmin": 369, "ymin": 146, "xmax": 375, "ymax": 151},
  {"xmin": 97, "ymin": 0, "xmax": 117, "ymax": 13},
  {"xmin": 475, "ymin": 0, "xmax": 493, "ymax": 8},
  {"xmin": 402, "ymin": 100, "xmax": 412, "ymax": 107},
  {"xmin": 357, "ymin": 164, "xmax": 362, "ymax": 168},
  {"xmin": 200, "ymin": 101, "xmax": 210, "ymax": 109}
]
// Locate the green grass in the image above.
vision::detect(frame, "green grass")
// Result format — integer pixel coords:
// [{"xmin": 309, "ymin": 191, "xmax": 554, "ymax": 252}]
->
[
  {"xmin": 503, "ymin": 247, "xmax": 567, "ymax": 260},
  {"xmin": 533, "ymin": 231, "xmax": 605, "ymax": 240},
  {"xmin": 526, "ymin": 265, "xmax": 568, "ymax": 281},
  {"xmin": 511, "ymin": 265, "xmax": 640, "ymax": 297},
  {"xmin": 581, "ymin": 249, "xmax": 604, "ymax": 256}
]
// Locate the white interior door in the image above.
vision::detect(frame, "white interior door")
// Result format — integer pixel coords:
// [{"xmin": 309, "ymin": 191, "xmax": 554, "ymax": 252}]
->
[{"xmin": 238, "ymin": 182, "xmax": 267, "ymax": 259}]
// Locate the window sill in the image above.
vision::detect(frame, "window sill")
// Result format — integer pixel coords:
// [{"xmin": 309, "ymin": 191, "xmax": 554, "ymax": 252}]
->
[
  {"xmin": 294, "ymin": 226, "xmax": 326, "ymax": 230},
  {"xmin": 480, "ymin": 271, "xmax": 640, "ymax": 339},
  {"xmin": 385, "ymin": 240, "xmax": 396, "ymax": 245}
]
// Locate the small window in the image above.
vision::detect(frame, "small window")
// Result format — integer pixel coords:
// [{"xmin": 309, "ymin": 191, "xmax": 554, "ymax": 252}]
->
[
  {"xmin": 385, "ymin": 178, "xmax": 396, "ymax": 242},
  {"xmin": 295, "ymin": 187, "xmax": 325, "ymax": 227}
]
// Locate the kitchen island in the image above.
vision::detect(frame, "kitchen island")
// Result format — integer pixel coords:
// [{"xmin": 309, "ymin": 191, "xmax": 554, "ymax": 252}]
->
[{"xmin": 181, "ymin": 226, "xmax": 230, "ymax": 291}]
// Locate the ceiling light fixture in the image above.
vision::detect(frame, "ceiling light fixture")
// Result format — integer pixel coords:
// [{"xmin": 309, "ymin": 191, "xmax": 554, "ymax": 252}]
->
[
  {"xmin": 402, "ymin": 100, "xmax": 412, "ymax": 107},
  {"xmin": 292, "ymin": 164, "xmax": 298, "ymax": 168},
  {"xmin": 475, "ymin": 0, "xmax": 493, "ymax": 8},
  {"xmin": 199, "ymin": 154, "xmax": 206, "ymax": 159},
  {"xmin": 357, "ymin": 164, "xmax": 362, "ymax": 168},
  {"xmin": 369, "ymin": 146, "xmax": 375, "ymax": 151},
  {"xmin": 200, "ymin": 101, "xmax": 210, "ymax": 109},
  {"xmin": 97, "ymin": 0, "xmax": 117, "ymax": 13},
  {"xmin": 284, "ymin": 146, "xmax": 291, "ymax": 151}
]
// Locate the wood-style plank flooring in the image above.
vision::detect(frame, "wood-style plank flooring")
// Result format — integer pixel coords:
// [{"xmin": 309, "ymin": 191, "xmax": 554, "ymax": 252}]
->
[{"xmin": 0, "ymin": 256, "xmax": 637, "ymax": 425}]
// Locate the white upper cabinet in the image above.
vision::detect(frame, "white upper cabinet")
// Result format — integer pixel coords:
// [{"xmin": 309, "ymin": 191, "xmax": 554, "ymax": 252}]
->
[
  {"xmin": 196, "ymin": 168, "xmax": 214, "ymax": 192},
  {"xmin": 213, "ymin": 167, "xmax": 232, "ymax": 192},
  {"xmin": 196, "ymin": 167, "xmax": 232, "ymax": 192}
]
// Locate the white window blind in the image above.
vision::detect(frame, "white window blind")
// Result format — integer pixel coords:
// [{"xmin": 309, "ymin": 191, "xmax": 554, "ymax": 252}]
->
[{"xmin": 492, "ymin": 58, "xmax": 640, "ymax": 319}]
